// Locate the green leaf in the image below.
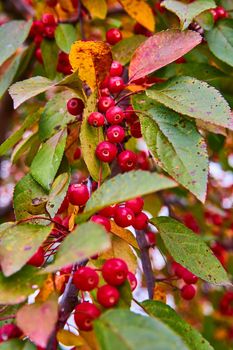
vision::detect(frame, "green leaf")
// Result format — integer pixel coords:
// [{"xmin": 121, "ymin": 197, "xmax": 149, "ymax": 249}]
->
[
  {"xmin": 0, "ymin": 111, "xmax": 40, "ymax": 156},
  {"xmin": 82, "ymin": 170, "xmax": 176, "ymax": 219},
  {"xmin": 146, "ymin": 76, "xmax": 232, "ymax": 130},
  {"xmin": 94, "ymin": 309, "xmax": 189, "ymax": 350},
  {"xmin": 206, "ymin": 19, "xmax": 233, "ymax": 67},
  {"xmin": 142, "ymin": 300, "xmax": 214, "ymax": 350},
  {"xmin": 57, "ymin": 71, "xmax": 85, "ymax": 99},
  {"xmin": 55, "ymin": 24, "xmax": 77, "ymax": 54},
  {"xmin": 80, "ymin": 93, "xmax": 110, "ymax": 181},
  {"xmin": 112, "ymin": 35, "xmax": 146, "ymax": 65},
  {"xmin": 41, "ymin": 39, "xmax": 59, "ymax": 80},
  {"xmin": 11, "ymin": 132, "xmax": 39, "ymax": 164},
  {"xmin": 13, "ymin": 174, "xmax": 48, "ymax": 220},
  {"xmin": 0, "ymin": 20, "xmax": 32, "ymax": 66},
  {"xmin": 31, "ymin": 129, "xmax": 67, "ymax": 191},
  {"xmin": 0, "ymin": 266, "xmax": 47, "ymax": 304},
  {"xmin": 39, "ymin": 90, "xmax": 76, "ymax": 141},
  {"xmin": 0, "ymin": 340, "xmax": 23, "ymax": 350},
  {"xmin": 162, "ymin": 0, "xmax": 215, "ymax": 30},
  {"xmin": 43, "ymin": 222, "xmax": 111, "ymax": 273},
  {"xmin": 0, "ymin": 223, "xmax": 51, "ymax": 276},
  {"xmin": 151, "ymin": 216, "xmax": 231, "ymax": 285},
  {"xmin": 0, "ymin": 52, "xmax": 22, "ymax": 98},
  {"xmin": 132, "ymin": 95, "xmax": 208, "ymax": 202}
]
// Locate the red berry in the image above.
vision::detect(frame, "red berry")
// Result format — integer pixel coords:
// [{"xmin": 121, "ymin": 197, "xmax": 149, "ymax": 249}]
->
[
  {"xmin": 110, "ymin": 61, "xmax": 123, "ymax": 77},
  {"xmin": 133, "ymin": 212, "xmax": 148, "ymax": 230},
  {"xmin": 34, "ymin": 34, "xmax": 43, "ymax": 47},
  {"xmin": 210, "ymin": 8, "xmax": 218, "ymax": 21},
  {"xmin": 60, "ymin": 264, "xmax": 72, "ymax": 276},
  {"xmin": 137, "ymin": 151, "xmax": 150, "ymax": 170},
  {"xmin": 102, "ymin": 258, "xmax": 128, "ymax": 286},
  {"xmin": 73, "ymin": 267, "xmax": 99, "ymax": 291},
  {"xmin": 106, "ymin": 106, "xmax": 124, "ymax": 125},
  {"xmin": 108, "ymin": 76, "xmax": 125, "ymax": 93},
  {"xmin": 118, "ymin": 150, "xmax": 137, "ymax": 172},
  {"xmin": 74, "ymin": 302, "xmax": 101, "ymax": 331},
  {"xmin": 107, "ymin": 125, "xmax": 125, "ymax": 143},
  {"xmin": 130, "ymin": 121, "xmax": 142, "ymax": 138},
  {"xmin": 96, "ymin": 141, "xmax": 117, "ymax": 163},
  {"xmin": 97, "ymin": 285, "xmax": 120, "ymax": 308},
  {"xmin": 42, "ymin": 13, "xmax": 57, "ymax": 25},
  {"xmin": 35, "ymin": 48, "xmax": 43, "ymax": 63},
  {"xmin": 62, "ymin": 216, "xmax": 70, "ymax": 230},
  {"xmin": 125, "ymin": 197, "xmax": 144, "ymax": 214},
  {"xmin": 106, "ymin": 28, "xmax": 122, "ymax": 45},
  {"xmin": 124, "ymin": 106, "xmax": 138, "ymax": 124},
  {"xmin": 27, "ymin": 247, "xmax": 44, "ymax": 267},
  {"xmin": 127, "ymin": 272, "xmax": 137, "ymax": 291},
  {"xmin": 216, "ymin": 6, "xmax": 228, "ymax": 18},
  {"xmin": 182, "ymin": 270, "xmax": 198, "ymax": 285},
  {"xmin": 30, "ymin": 20, "xmax": 44, "ymax": 37},
  {"xmin": 154, "ymin": 1, "xmax": 165, "ymax": 13},
  {"xmin": 43, "ymin": 25, "xmax": 56, "ymax": 39},
  {"xmin": 172, "ymin": 262, "xmax": 186, "ymax": 278},
  {"xmin": 67, "ymin": 98, "xmax": 85, "ymax": 115},
  {"xmin": 74, "ymin": 147, "xmax": 81, "ymax": 160},
  {"xmin": 133, "ymin": 23, "xmax": 152, "ymax": 37},
  {"xmin": 175, "ymin": 56, "xmax": 186, "ymax": 64},
  {"xmin": 91, "ymin": 215, "xmax": 111, "ymax": 232},
  {"xmin": 57, "ymin": 194, "xmax": 69, "ymax": 213},
  {"xmin": 99, "ymin": 205, "xmax": 116, "ymax": 218},
  {"xmin": 145, "ymin": 231, "xmax": 156, "ymax": 246},
  {"xmin": 114, "ymin": 205, "xmax": 135, "ymax": 228},
  {"xmin": 0, "ymin": 324, "xmax": 22, "ymax": 342},
  {"xmin": 100, "ymin": 88, "xmax": 110, "ymax": 97},
  {"xmin": 46, "ymin": 0, "xmax": 58, "ymax": 6},
  {"xmin": 180, "ymin": 284, "xmax": 196, "ymax": 300},
  {"xmin": 88, "ymin": 112, "xmax": 105, "ymax": 127},
  {"xmin": 98, "ymin": 96, "xmax": 115, "ymax": 113},
  {"xmin": 68, "ymin": 184, "xmax": 89, "ymax": 206},
  {"xmin": 100, "ymin": 75, "xmax": 110, "ymax": 89}
]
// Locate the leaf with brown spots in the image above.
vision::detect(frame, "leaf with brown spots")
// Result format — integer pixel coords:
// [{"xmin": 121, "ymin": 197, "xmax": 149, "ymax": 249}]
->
[{"xmin": 69, "ymin": 41, "xmax": 112, "ymax": 91}]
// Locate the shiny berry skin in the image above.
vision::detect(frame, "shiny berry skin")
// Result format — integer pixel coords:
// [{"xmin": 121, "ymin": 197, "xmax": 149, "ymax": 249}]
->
[
  {"xmin": 107, "ymin": 125, "xmax": 125, "ymax": 143},
  {"xmin": 100, "ymin": 88, "xmax": 110, "ymax": 96},
  {"xmin": 210, "ymin": 8, "xmax": 218, "ymax": 21},
  {"xmin": 102, "ymin": 258, "xmax": 129, "ymax": 286},
  {"xmin": 180, "ymin": 284, "xmax": 196, "ymax": 300},
  {"xmin": 73, "ymin": 267, "xmax": 99, "ymax": 291},
  {"xmin": 35, "ymin": 48, "xmax": 43, "ymax": 63},
  {"xmin": 46, "ymin": 0, "xmax": 58, "ymax": 6},
  {"xmin": 110, "ymin": 61, "xmax": 123, "ymax": 76},
  {"xmin": 27, "ymin": 247, "xmax": 44, "ymax": 267},
  {"xmin": 106, "ymin": 106, "xmax": 124, "ymax": 125},
  {"xmin": 137, "ymin": 151, "xmax": 150, "ymax": 170},
  {"xmin": 133, "ymin": 212, "xmax": 148, "ymax": 230},
  {"xmin": 124, "ymin": 106, "xmax": 138, "ymax": 124},
  {"xmin": 30, "ymin": 20, "xmax": 44, "ymax": 37},
  {"xmin": 130, "ymin": 121, "xmax": 142, "ymax": 138},
  {"xmin": 34, "ymin": 34, "xmax": 43, "ymax": 47},
  {"xmin": 91, "ymin": 215, "xmax": 111, "ymax": 232},
  {"xmin": 125, "ymin": 197, "xmax": 144, "ymax": 215},
  {"xmin": 98, "ymin": 96, "xmax": 115, "ymax": 113},
  {"xmin": 88, "ymin": 112, "xmax": 105, "ymax": 127},
  {"xmin": 96, "ymin": 141, "xmax": 117, "ymax": 163},
  {"xmin": 127, "ymin": 272, "xmax": 137, "ymax": 291},
  {"xmin": 114, "ymin": 206, "xmax": 135, "ymax": 228},
  {"xmin": 145, "ymin": 231, "xmax": 156, "ymax": 246},
  {"xmin": 67, "ymin": 98, "xmax": 85, "ymax": 115},
  {"xmin": 182, "ymin": 270, "xmax": 198, "ymax": 285},
  {"xmin": 172, "ymin": 262, "xmax": 186, "ymax": 278},
  {"xmin": 106, "ymin": 28, "xmax": 122, "ymax": 45},
  {"xmin": 216, "ymin": 6, "xmax": 228, "ymax": 18},
  {"xmin": 97, "ymin": 285, "xmax": 120, "ymax": 308},
  {"xmin": 73, "ymin": 147, "xmax": 81, "ymax": 160},
  {"xmin": 60, "ymin": 264, "xmax": 72, "ymax": 276},
  {"xmin": 42, "ymin": 13, "xmax": 56, "ymax": 25},
  {"xmin": 0, "ymin": 324, "xmax": 22, "ymax": 342},
  {"xmin": 68, "ymin": 184, "xmax": 89, "ymax": 206},
  {"xmin": 108, "ymin": 76, "xmax": 125, "ymax": 93},
  {"xmin": 43, "ymin": 25, "xmax": 56, "ymax": 39},
  {"xmin": 99, "ymin": 205, "xmax": 116, "ymax": 218},
  {"xmin": 118, "ymin": 150, "xmax": 137, "ymax": 172},
  {"xmin": 74, "ymin": 302, "xmax": 101, "ymax": 331}
]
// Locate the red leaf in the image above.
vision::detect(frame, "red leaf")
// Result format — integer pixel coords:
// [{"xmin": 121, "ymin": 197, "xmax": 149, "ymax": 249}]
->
[{"xmin": 129, "ymin": 30, "xmax": 202, "ymax": 82}]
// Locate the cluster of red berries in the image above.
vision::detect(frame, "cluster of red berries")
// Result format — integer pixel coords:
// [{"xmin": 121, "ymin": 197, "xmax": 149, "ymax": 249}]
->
[
  {"xmin": 172, "ymin": 262, "xmax": 198, "ymax": 300},
  {"xmin": 210, "ymin": 6, "xmax": 228, "ymax": 22},
  {"xmin": 71, "ymin": 259, "xmax": 137, "ymax": 331},
  {"xmin": 0, "ymin": 324, "xmax": 22, "ymax": 344},
  {"xmin": 219, "ymin": 291, "xmax": 233, "ymax": 316}
]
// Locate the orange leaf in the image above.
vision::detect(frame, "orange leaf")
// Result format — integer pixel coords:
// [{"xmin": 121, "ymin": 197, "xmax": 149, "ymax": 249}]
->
[
  {"xmin": 153, "ymin": 284, "xmax": 167, "ymax": 303},
  {"xmin": 36, "ymin": 274, "xmax": 54, "ymax": 302},
  {"xmin": 118, "ymin": 0, "xmax": 155, "ymax": 32},
  {"xmin": 110, "ymin": 221, "xmax": 139, "ymax": 249},
  {"xmin": 57, "ymin": 329, "xmax": 84, "ymax": 346},
  {"xmin": 69, "ymin": 41, "xmax": 112, "ymax": 91}
]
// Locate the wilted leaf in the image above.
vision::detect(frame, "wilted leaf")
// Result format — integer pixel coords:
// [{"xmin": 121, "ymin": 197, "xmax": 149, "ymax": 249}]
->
[
  {"xmin": 129, "ymin": 30, "xmax": 202, "ymax": 82},
  {"xmin": 162, "ymin": 0, "xmax": 215, "ymax": 30},
  {"xmin": 0, "ymin": 266, "xmax": 47, "ymax": 305},
  {"xmin": 151, "ymin": 217, "xmax": 231, "ymax": 285},
  {"xmin": 57, "ymin": 329, "xmax": 84, "ymax": 346},
  {"xmin": 142, "ymin": 300, "xmax": 214, "ymax": 350},
  {"xmin": 153, "ymin": 285, "xmax": 167, "ymax": 303},
  {"xmin": 69, "ymin": 40, "xmax": 112, "ymax": 90},
  {"xmin": 146, "ymin": 76, "xmax": 232, "ymax": 130},
  {"xmin": 41, "ymin": 39, "xmax": 59, "ymax": 80},
  {"xmin": 118, "ymin": 0, "xmax": 155, "ymax": 32},
  {"xmin": 94, "ymin": 309, "xmax": 189, "ymax": 350},
  {"xmin": 82, "ymin": 0, "xmax": 107, "ymax": 19},
  {"xmin": 55, "ymin": 24, "xmax": 77, "ymax": 54},
  {"xmin": 0, "ymin": 223, "xmax": 51, "ymax": 276},
  {"xmin": 80, "ymin": 93, "xmax": 110, "ymax": 181},
  {"xmin": 16, "ymin": 297, "xmax": 58, "ymax": 348},
  {"xmin": 31, "ymin": 129, "xmax": 67, "ymax": 191},
  {"xmin": 110, "ymin": 221, "xmax": 138, "ymax": 249},
  {"xmin": 43, "ymin": 222, "xmax": 111, "ymax": 273},
  {"xmin": 0, "ymin": 20, "xmax": 32, "ymax": 66},
  {"xmin": 112, "ymin": 35, "xmax": 146, "ymax": 65}
]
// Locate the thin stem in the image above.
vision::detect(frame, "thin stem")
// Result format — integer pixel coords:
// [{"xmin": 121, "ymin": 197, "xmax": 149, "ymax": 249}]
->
[
  {"xmin": 116, "ymin": 91, "xmax": 139, "ymax": 105},
  {"xmin": 0, "ymin": 315, "xmax": 16, "ymax": 321}
]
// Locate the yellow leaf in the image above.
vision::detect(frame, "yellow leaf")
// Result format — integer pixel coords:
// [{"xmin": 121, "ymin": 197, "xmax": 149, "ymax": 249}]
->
[
  {"xmin": 36, "ymin": 274, "xmax": 54, "ymax": 302},
  {"xmin": 69, "ymin": 41, "xmax": 112, "ymax": 91},
  {"xmin": 126, "ymin": 84, "xmax": 145, "ymax": 92},
  {"xmin": 153, "ymin": 284, "xmax": 166, "ymax": 303},
  {"xmin": 57, "ymin": 329, "xmax": 84, "ymax": 346},
  {"xmin": 81, "ymin": 0, "xmax": 107, "ymax": 19},
  {"xmin": 79, "ymin": 330, "xmax": 100, "ymax": 350},
  {"xmin": 118, "ymin": 0, "xmax": 155, "ymax": 32},
  {"xmin": 110, "ymin": 221, "xmax": 138, "ymax": 249}
]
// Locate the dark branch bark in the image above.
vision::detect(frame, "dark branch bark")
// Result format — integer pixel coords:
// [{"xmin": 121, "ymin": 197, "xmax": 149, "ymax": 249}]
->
[
  {"xmin": 136, "ymin": 230, "xmax": 155, "ymax": 299},
  {"xmin": 2, "ymin": 0, "xmax": 34, "ymax": 18}
]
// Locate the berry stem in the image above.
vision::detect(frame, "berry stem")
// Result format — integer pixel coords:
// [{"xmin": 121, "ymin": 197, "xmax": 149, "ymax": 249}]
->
[
  {"xmin": 0, "ymin": 314, "xmax": 16, "ymax": 321},
  {"xmin": 135, "ymin": 230, "xmax": 155, "ymax": 299}
]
